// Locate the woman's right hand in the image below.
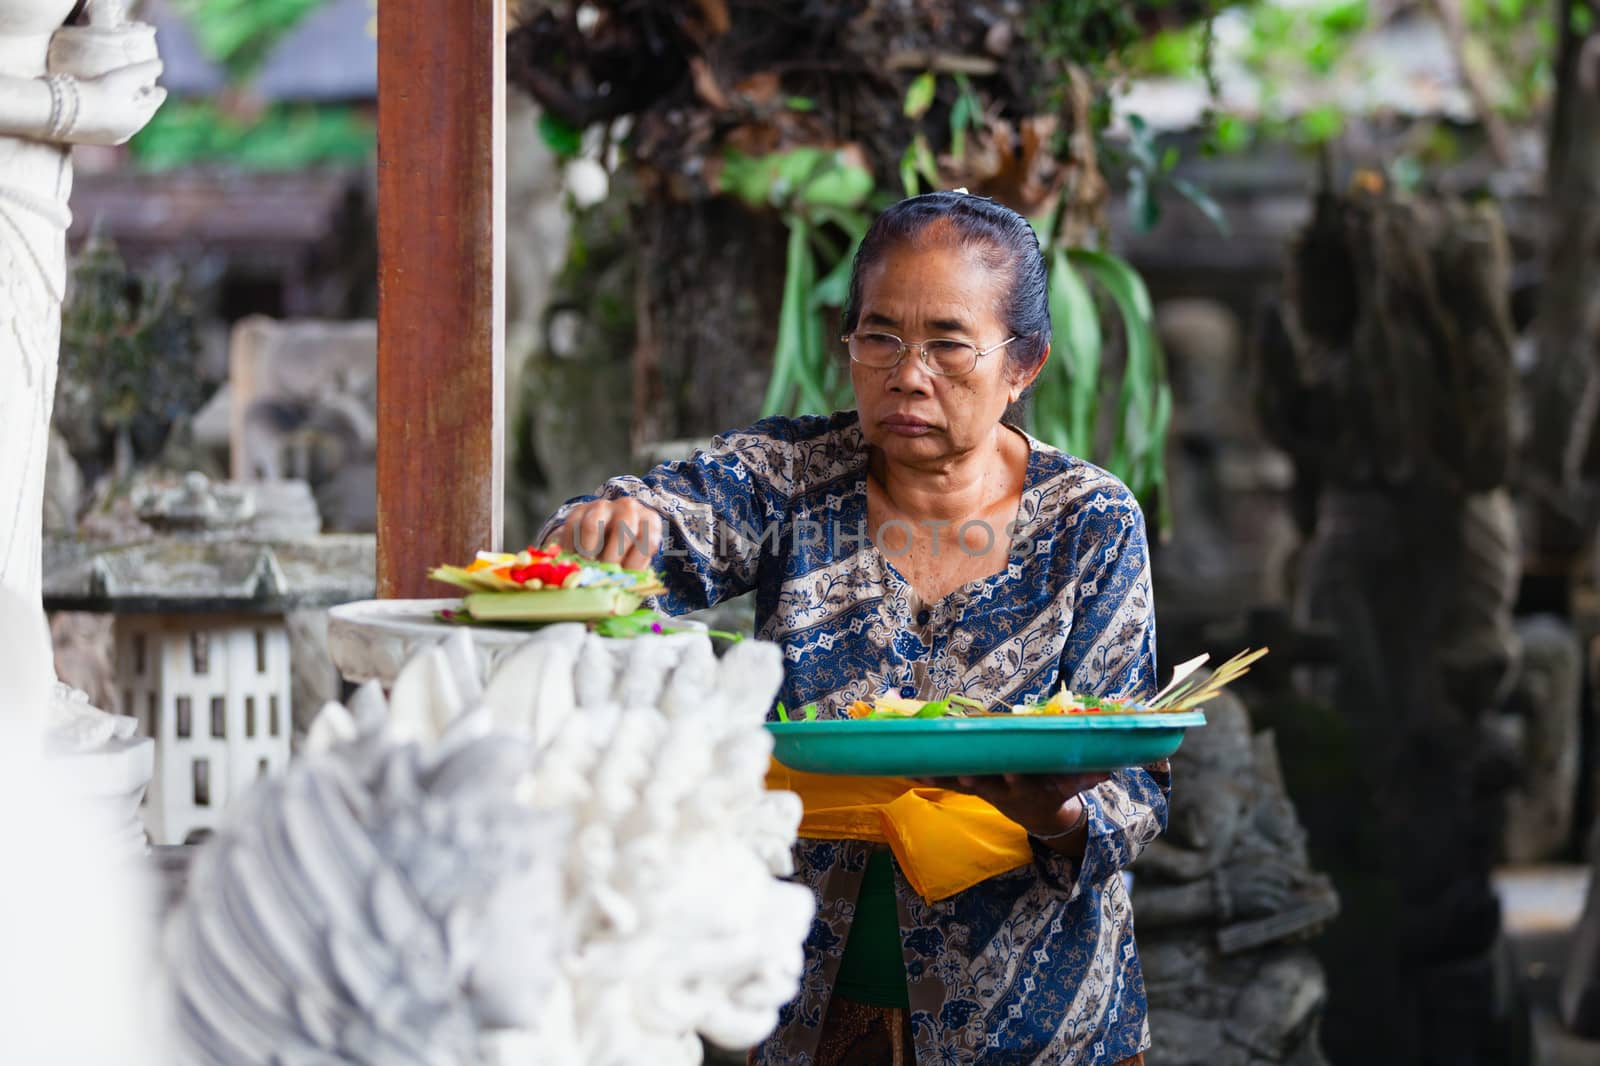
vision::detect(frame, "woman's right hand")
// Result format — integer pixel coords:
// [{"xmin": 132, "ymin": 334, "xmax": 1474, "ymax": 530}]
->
[
  {"xmin": 69, "ymin": 59, "xmax": 166, "ymax": 146},
  {"xmin": 552, "ymin": 498, "xmax": 665, "ymax": 571}
]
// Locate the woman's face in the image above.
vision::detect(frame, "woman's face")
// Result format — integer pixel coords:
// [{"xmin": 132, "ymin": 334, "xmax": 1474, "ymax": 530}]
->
[{"xmin": 850, "ymin": 239, "xmax": 1037, "ymax": 468}]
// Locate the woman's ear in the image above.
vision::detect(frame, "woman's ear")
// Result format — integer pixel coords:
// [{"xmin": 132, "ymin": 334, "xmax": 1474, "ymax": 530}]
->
[{"xmin": 1008, "ymin": 342, "xmax": 1049, "ymax": 404}]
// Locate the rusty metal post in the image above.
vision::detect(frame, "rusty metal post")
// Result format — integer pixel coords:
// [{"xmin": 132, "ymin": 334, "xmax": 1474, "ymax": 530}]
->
[{"xmin": 376, "ymin": 0, "xmax": 506, "ymax": 597}]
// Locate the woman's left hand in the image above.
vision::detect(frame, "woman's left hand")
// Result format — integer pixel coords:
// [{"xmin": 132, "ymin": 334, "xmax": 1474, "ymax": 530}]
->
[{"xmin": 916, "ymin": 772, "xmax": 1111, "ymax": 838}]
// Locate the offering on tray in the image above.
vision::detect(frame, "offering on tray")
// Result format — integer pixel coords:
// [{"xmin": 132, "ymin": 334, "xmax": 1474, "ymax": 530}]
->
[
  {"xmin": 429, "ymin": 545, "xmax": 668, "ymax": 623},
  {"xmin": 815, "ymin": 647, "xmax": 1270, "ymax": 721},
  {"xmin": 766, "ymin": 648, "xmax": 1267, "ymax": 776}
]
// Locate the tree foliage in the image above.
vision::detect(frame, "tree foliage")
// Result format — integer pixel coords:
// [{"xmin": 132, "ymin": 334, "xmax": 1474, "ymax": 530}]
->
[
  {"xmin": 512, "ymin": 1, "xmax": 1190, "ymax": 525},
  {"xmin": 130, "ymin": 0, "xmax": 377, "ymax": 171},
  {"xmin": 56, "ymin": 237, "xmax": 204, "ymax": 477}
]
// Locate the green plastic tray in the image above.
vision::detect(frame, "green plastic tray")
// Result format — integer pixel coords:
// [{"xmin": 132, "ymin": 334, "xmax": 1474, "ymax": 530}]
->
[{"xmin": 766, "ymin": 710, "xmax": 1206, "ymax": 776}]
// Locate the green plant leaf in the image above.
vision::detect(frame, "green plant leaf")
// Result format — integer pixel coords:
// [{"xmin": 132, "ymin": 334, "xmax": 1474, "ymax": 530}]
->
[
  {"xmin": 1125, "ymin": 113, "xmax": 1159, "ymax": 172},
  {"xmin": 796, "ymin": 229, "xmax": 830, "ymax": 414},
  {"xmin": 1127, "ymin": 167, "xmax": 1161, "ymax": 232},
  {"xmin": 1171, "ymin": 177, "xmax": 1230, "ymax": 236},
  {"xmin": 1046, "ymin": 247, "xmax": 1102, "ymax": 459},
  {"xmin": 913, "ymin": 134, "xmax": 940, "ymax": 188},
  {"xmin": 1213, "ymin": 113, "xmax": 1252, "ymax": 154},
  {"xmin": 723, "ymin": 147, "xmax": 873, "ymax": 213},
  {"xmin": 904, "ymin": 71, "xmax": 937, "ymax": 119},
  {"xmin": 1067, "ymin": 249, "xmax": 1166, "ymax": 504},
  {"xmin": 131, "ymin": 100, "xmax": 375, "ymax": 171},
  {"xmin": 1147, "ymin": 382, "xmax": 1174, "ymax": 539},
  {"xmin": 720, "ymin": 149, "xmax": 777, "ymax": 208},
  {"xmin": 762, "ymin": 215, "xmax": 809, "ymax": 416},
  {"xmin": 1294, "ymin": 104, "xmax": 1345, "ymax": 145},
  {"xmin": 765, "ymin": 216, "xmax": 832, "ymax": 417},
  {"xmin": 812, "ymin": 206, "xmax": 872, "ymax": 245},
  {"xmin": 799, "ymin": 157, "xmax": 875, "ymax": 210},
  {"xmin": 812, "ymin": 243, "xmax": 858, "ymax": 308},
  {"xmin": 900, "ymin": 144, "xmax": 921, "ymax": 198},
  {"xmin": 771, "ymin": 146, "xmax": 829, "ymax": 203},
  {"xmin": 538, "ymin": 112, "xmax": 584, "ymax": 159},
  {"xmin": 950, "ymin": 93, "xmax": 972, "ymax": 159},
  {"xmin": 172, "ymin": 0, "xmax": 324, "ymax": 76}
]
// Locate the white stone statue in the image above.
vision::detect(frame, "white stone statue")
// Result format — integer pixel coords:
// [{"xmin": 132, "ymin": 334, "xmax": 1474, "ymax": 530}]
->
[
  {"xmin": 0, "ymin": 582, "xmax": 154, "ymax": 851},
  {"xmin": 475, "ymin": 626, "xmax": 814, "ymax": 1062},
  {"xmin": 0, "ymin": 0, "xmax": 165, "ymax": 684},
  {"xmin": 167, "ymin": 682, "xmax": 569, "ymax": 1064},
  {"xmin": 170, "ymin": 628, "xmax": 812, "ymax": 1064},
  {"xmin": 0, "ymin": 592, "xmax": 167, "ymax": 1065}
]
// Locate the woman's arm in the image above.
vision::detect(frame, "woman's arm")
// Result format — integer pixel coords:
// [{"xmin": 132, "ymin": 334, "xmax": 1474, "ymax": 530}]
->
[
  {"xmin": 539, "ymin": 428, "xmax": 784, "ymax": 614},
  {"xmin": 1034, "ymin": 764, "xmax": 1170, "ymax": 897},
  {"xmin": 1032, "ymin": 488, "xmax": 1168, "ymax": 895}
]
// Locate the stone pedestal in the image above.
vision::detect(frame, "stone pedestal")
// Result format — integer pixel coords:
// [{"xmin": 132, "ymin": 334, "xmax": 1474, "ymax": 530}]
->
[
  {"xmin": 327, "ymin": 597, "xmax": 707, "ymax": 688},
  {"xmin": 328, "ymin": 598, "xmax": 545, "ymax": 688}
]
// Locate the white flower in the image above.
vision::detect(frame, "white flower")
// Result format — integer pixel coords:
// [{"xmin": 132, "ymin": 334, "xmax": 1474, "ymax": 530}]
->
[{"xmin": 566, "ymin": 158, "xmax": 610, "ymax": 208}]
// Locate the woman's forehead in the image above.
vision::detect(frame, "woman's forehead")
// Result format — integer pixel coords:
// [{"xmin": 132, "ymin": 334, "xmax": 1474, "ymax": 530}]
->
[{"xmin": 859, "ymin": 243, "xmax": 1006, "ymax": 320}]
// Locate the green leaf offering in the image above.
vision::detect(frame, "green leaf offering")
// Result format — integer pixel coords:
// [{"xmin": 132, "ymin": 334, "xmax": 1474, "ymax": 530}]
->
[{"xmin": 776, "ymin": 701, "xmax": 820, "ymax": 722}]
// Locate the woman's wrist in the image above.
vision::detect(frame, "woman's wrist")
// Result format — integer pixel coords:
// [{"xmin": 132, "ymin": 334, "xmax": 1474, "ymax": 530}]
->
[{"xmin": 1029, "ymin": 795, "xmax": 1088, "ymax": 841}]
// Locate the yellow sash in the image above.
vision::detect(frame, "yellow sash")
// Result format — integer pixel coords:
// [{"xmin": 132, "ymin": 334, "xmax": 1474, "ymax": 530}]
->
[{"xmin": 766, "ymin": 761, "xmax": 1035, "ymax": 903}]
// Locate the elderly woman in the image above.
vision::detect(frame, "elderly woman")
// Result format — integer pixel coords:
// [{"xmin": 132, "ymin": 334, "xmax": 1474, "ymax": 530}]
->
[{"xmin": 541, "ymin": 191, "xmax": 1165, "ymax": 1066}]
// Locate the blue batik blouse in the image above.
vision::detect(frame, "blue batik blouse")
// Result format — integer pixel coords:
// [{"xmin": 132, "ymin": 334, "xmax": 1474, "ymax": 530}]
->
[{"xmin": 543, "ymin": 411, "xmax": 1169, "ymax": 1064}]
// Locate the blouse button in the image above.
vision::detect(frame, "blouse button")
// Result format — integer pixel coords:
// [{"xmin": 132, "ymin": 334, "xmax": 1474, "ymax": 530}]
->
[
  {"xmin": 916, "ymin": 609, "xmax": 931, "ymax": 626},
  {"xmin": 900, "ymin": 684, "xmax": 917, "ymax": 698}
]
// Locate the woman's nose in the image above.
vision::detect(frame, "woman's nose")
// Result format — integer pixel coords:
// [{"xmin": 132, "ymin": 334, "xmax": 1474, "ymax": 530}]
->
[{"xmin": 885, "ymin": 350, "xmax": 934, "ymax": 393}]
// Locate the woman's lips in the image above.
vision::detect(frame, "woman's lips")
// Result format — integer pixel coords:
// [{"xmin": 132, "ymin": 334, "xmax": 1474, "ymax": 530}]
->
[{"xmin": 881, "ymin": 415, "xmax": 934, "ymax": 437}]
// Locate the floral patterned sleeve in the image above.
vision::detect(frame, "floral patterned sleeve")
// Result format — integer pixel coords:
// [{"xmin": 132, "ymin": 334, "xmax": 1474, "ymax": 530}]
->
[
  {"xmin": 1031, "ymin": 492, "xmax": 1170, "ymax": 897},
  {"xmin": 536, "ymin": 427, "xmax": 785, "ymax": 615}
]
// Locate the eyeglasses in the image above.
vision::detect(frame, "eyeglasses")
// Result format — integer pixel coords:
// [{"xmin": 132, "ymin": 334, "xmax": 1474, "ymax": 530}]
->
[{"xmin": 843, "ymin": 331, "xmax": 1018, "ymax": 377}]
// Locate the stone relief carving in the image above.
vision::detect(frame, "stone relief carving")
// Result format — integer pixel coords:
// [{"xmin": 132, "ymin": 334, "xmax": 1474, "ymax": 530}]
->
[{"xmin": 1134, "ymin": 691, "xmax": 1339, "ymax": 1066}]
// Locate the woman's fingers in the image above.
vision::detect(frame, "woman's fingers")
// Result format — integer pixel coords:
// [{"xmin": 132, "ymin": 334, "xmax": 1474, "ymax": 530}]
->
[
  {"xmin": 556, "ymin": 500, "xmax": 664, "ymax": 566},
  {"xmin": 1060, "ymin": 771, "xmax": 1112, "ymax": 795},
  {"xmin": 618, "ymin": 505, "xmax": 662, "ymax": 569},
  {"xmin": 599, "ymin": 504, "xmax": 653, "ymax": 566},
  {"xmin": 571, "ymin": 505, "xmax": 608, "ymax": 558}
]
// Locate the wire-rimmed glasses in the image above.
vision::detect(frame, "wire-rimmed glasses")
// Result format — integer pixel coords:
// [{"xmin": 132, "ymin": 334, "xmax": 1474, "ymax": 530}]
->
[{"xmin": 843, "ymin": 331, "xmax": 1018, "ymax": 377}]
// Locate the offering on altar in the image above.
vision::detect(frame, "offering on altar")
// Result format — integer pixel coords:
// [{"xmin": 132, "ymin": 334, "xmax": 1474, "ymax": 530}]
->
[{"xmin": 428, "ymin": 545, "xmax": 668, "ymax": 623}]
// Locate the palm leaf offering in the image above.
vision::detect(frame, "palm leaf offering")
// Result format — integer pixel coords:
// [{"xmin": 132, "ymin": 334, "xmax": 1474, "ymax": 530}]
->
[
  {"xmin": 1142, "ymin": 647, "xmax": 1270, "ymax": 710},
  {"xmin": 429, "ymin": 546, "xmax": 667, "ymax": 624},
  {"xmin": 798, "ymin": 648, "xmax": 1268, "ymax": 721},
  {"xmin": 1012, "ymin": 647, "xmax": 1268, "ymax": 714}
]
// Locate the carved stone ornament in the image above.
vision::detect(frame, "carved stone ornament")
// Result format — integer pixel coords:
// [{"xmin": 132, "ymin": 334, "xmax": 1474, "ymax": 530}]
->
[
  {"xmin": 167, "ymin": 626, "xmax": 812, "ymax": 1064},
  {"xmin": 134, "ymin": 471, "xmax": 257, "ymax": 533}
]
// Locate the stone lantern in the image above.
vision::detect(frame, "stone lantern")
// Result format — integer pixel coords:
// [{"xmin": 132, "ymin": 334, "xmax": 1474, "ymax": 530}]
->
[{"xmin": 44, "ymin": 474, "xmax": 374, "ymax": 844}]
